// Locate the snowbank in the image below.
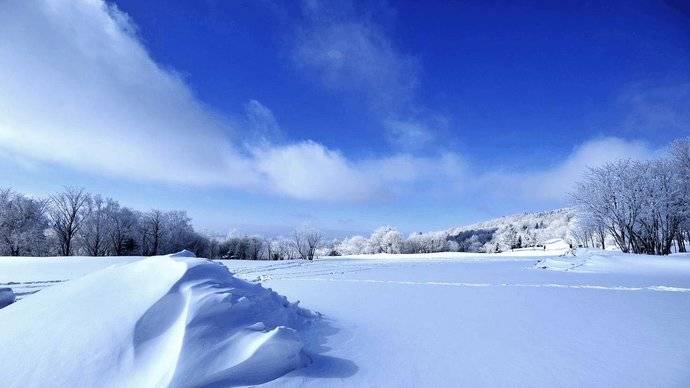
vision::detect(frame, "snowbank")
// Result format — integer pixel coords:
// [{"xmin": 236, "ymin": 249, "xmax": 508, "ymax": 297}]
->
[
  {"xmin": 537, "ymin": 248, "xmax": 690, "ymax": 274},
  {"xmin": 0, "ymin": 287, "xmax": 15, "ymax": 308},
  {"xmin": 0, "ymin": 253, "xmax": 317, "ymax": 388}
]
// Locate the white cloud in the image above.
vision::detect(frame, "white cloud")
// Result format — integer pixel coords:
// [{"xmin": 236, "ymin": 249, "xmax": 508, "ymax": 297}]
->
[
  {"xmin": 0, "ymin": 0, "xmax": 254, "ymax": 187},
  {"xmin": 0, "ymin": 0, "xmax": 461, "ymax": 202},
  {"xmin": 244, "ymin": 99, "xmax": 283, "ymax": 143},
  {"xmin": 382, "ymin": 119, "xmax": 436, "ymax": 149},
  {"xmin": 478, "ymin": 137, "xmax": 658, "ymax": 202},
  {"xmin": 251, "ymin": 141, "xmax": 466, "ymax": 201},
  {"xmin": 294, "ymin": 18, "xmax": 418, "ymax": 113},
  {"xmin": 252, "ymin": 141, "xmax": 374, "ymax": 201}
]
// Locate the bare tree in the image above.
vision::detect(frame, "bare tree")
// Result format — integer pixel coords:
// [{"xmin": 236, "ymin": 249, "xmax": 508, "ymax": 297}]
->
[
  {"xmin": 670, "ymin": 138, "xmax": 690, "ymax": 252},
  {"xmin": 80, "ymin": 195, "xmax": 110, "ymax": 256},
  {"xmin": 160, "ymin": 210, "xmax": 192, "ymax": 254},
  {"xmin": 48, "ymin": 187, "xmax": 90, "ymax": 256},
  {"xmin": 141, "ymin": 210, "xmax": 165, "ymax": 256},
  {"xmin": 292, "ymin": 228, "xmax": 322, "ymax": 260},
  {"xmin": 106, "ymin": 201, "xmax": 138, "ymax": 256},
  {"xmin": 275, "ymin": 238, "xmax": 297, "ymax": 260}
]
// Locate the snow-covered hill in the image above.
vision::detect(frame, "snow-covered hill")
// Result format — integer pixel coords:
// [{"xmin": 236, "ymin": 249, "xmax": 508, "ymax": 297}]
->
[
  {"xmin": 444, "ymin": 208, "xmax": 577, "ymax": 252},
  {"xmin": 334, "ymin": 208, "xmax": 579, "ymax": 255}
]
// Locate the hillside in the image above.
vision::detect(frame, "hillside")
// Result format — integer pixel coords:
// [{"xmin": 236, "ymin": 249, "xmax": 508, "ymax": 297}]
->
[
  {"xmin": 444, "ymin": 208, "xmax": 577, "ymax": 253},
  {"xmin": 335, "ymin": 208, "xmax": 579, "ymax": 255}
]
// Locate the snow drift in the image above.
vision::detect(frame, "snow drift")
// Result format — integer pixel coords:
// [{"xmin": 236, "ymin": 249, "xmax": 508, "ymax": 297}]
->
[{"xmin": 0, "ymin": 252, "xmax": 318, "ymax": 388}]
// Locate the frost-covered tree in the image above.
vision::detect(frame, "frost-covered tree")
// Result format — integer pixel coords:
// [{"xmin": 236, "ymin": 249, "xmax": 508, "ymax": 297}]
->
[
  {"xmin": 369, "ymin": 226, "xmax": 403, "ymax": 254},
  {"xmin": 670, "ymin": 138, "xmax": 690, "ymax": 252},
  {"xmin": 275, "ymin": 238, "xmax": 298, "ymax": 260},
  {"xmin": 572, "ymin": 212, "xmax": 606, "ymax": 249},
  {"xmin": 0, "ymin": 187, "xmax": 214, "ymax": 258},
  {"xmin": 160, "ymin": 210, "xmax": 195, "ymax": 254},
  {"xmin": 292, "ymin": 228, "xmax": 322, "ymax": 260},
  {"xmin": 139, "ymin": 210, "xmax": 165, "ymax": 256},
  {"xmin": 48, "ymin": 187, "xmax": 90, "ymax": 256},
  {"xmin": 500, "ymin": 226, "xmax": 520, "ymax": 250},
  {"xmin": 106, "ymin": 201, "xmax": 138, "ymax": 256},
  {"xmin": 0, "ymin": 189, "xmax": 49, "ymax": 256},
  {"xmin": 404, "ymin": 231, "xmax": 450, "ymax": 253},
  {"xmin": 336, "ymin": 235, "xmax": 370, "ymax": 255},
  {"xmin": 79, "ymin": 195, "xmax": 111, "ymax": 256},
  {"xmin": 572, "ymin": 143, "xmax": 690, "ymax": 255}
]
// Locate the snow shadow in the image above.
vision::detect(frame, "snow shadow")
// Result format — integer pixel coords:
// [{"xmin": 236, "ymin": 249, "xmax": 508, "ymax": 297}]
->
[
  {"xmin": 0, "ymin": 287, "xmax": 15, "ymax": 309},
  {"xmin": 294, "ymin": 318, "xmax": 359, "ymax": 379},
  {"xmin": 129, "ymin": 258, "xmax": 356, "ymax": 387}
]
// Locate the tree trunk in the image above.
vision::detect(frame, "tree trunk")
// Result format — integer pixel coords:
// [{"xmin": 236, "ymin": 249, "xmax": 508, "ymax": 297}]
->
[{"xmin": 679, "ymin": 231, "xmax": 687, "ymax": 253}]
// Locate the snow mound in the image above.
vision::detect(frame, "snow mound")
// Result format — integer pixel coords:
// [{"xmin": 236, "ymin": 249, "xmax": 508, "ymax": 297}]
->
[
  {"xmin": 169, "ymin": 249, "xmax": 196, "ymax": 258},
  {"xmin": 0, "ymin": 287, "xmax": 15, "ymax": 308},
  {"xmin": 0, "ymin": 254, "xmax": 318, "ymax": 388}
]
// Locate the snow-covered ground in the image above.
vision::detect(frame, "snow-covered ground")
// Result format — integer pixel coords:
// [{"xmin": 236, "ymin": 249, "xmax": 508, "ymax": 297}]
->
[{"xmin": 1, "ymin": 250, "xmax": 689, "ymax": 387}]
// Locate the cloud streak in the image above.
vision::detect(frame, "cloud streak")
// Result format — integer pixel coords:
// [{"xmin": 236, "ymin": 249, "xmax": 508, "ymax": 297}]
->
[{"xmin": 292, "ymin": 0, "xmax": 439, "ymax": 148}]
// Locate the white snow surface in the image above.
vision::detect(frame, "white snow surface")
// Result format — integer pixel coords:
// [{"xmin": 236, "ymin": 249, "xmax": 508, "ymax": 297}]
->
[
  {"xmin": 538, "ymin": 248, "xmax": 690, "ymax": 275},
  {"xmin": 1, "ymin": 250, "xmax": 690, "ymax": 387},
  {"xmin": 0, "ymin": 253, "xmax": 317, "ymax": 388}
]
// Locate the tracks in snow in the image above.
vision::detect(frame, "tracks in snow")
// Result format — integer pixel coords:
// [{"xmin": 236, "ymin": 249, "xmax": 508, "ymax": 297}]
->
[
  {"xmin": 6, "ymin": 258, "xmax": 690, "ymax": 303},
  {"xmin": 0, "ymin": 280, "xmax": 66, "ymax": 300},
  {"xmin": 223, "ymin": 260, "xmax": 690, "ymax": 294},
  {"xmin": 276, "ymin": 277, "xmax": 690, "ymax": 293}
]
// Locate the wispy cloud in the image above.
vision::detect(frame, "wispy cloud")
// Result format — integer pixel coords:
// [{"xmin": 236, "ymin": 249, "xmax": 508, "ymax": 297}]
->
[
  {"xmin": 292, "ymin": 0, "xmax": 440, "ymax": 149},
  {"xmin": 0, "ymin": 0, "xmax": 461, "ymax": 202},
  {"xmin": 244, "ymin": 99, "xmax": 283, "ymax": 144},
  {"xmin": 617, "ymin": 82, "xmax": 690, "ymax": 134}
]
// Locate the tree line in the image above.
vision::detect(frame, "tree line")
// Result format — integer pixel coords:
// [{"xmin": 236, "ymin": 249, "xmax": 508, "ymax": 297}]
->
[
  {"xmin": 334, "ymin": 226, "xmax": 469, "ymax": 255},
  {"xmin": 0, "ymin": 187, "xmax": 323, "ymax": 260},
  {"xmin": 572, "ymin": 138, "xmax": 690, "ymax": 255}
]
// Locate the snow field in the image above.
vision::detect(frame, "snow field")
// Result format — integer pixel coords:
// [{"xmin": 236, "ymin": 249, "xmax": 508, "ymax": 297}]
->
[
  {"xmin": 1, "ymin": 250, "xmax": 689, "ymax": 387},
  {"xmin": 221, "ymin": 251, "xmax": 690, "ymax": 387}
]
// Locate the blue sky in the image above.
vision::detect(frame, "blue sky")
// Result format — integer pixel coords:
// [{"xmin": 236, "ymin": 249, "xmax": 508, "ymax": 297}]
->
[{"xmin": 1, "ymin": 0, "xmax": 689, "ymax": 236}]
